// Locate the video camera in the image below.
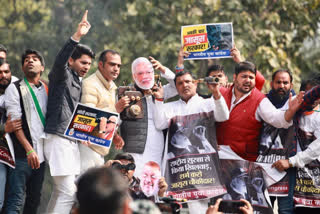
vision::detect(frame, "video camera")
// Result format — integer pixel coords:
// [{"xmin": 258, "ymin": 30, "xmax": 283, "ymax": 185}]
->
[{"xmin": 118, "ymin": 86, "xmax": 144, "ymax": 120}]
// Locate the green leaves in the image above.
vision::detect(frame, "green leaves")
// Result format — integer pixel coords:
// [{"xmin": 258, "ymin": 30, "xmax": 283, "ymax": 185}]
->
[{"xmin": 0, "ymin": 0, "xmax": 319, "ymax": 91}]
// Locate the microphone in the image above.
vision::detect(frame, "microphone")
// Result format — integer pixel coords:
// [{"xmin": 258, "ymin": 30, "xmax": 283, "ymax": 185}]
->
[{"xmin": 159, "ymin": 196, "xmax": 187, "ymax": 203}]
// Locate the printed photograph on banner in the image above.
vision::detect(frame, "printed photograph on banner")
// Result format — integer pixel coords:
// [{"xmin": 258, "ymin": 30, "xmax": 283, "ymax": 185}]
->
[
  {"xmin": 64, "ymin": 103, "xmax": 119, "ymax": 148},
  {"xmin": 220, "ymin": 159, "xmax": 273, "ymax": 214},
  {"xmin": 164, "ymin": 111, "xmax": 227, "ymax": 201},
  {"xmin": 256, "ymin": 124, "xmax": 295, "ymax": 196},
  {"xmin": 139, "ymin": 161, "xmax": 161, "ymax": 197},
  {"xmin": 294, "ymin": 127, "xmax": 320, "ymax": 208},
  {"xmin": 181, "ymin": 22, "xmax": 233, "ymax": 60}
]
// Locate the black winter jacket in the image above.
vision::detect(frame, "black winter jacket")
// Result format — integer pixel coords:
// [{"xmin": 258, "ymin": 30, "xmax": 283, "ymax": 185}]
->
[{"xmin": 45, "ymin": 38, "xmax": 81, "ymax": 135}]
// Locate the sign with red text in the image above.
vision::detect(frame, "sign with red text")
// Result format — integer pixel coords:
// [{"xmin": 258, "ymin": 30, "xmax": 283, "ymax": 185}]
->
[
  {"xmin": 181, "ymin": 23, "xmax": 233, "ymax": 60},
  {"xmin": 64, "ymin": 103, "xmax": 119, "ymax": 148},
  {"xmin": 164, "ymin": 111, "xmax": 227, "ymax": 201}
]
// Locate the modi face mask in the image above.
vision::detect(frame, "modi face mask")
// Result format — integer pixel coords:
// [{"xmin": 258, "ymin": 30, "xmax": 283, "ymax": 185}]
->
[{"xmin": 132, "ymin": 57, "xmax": 155, "ymax": 90}]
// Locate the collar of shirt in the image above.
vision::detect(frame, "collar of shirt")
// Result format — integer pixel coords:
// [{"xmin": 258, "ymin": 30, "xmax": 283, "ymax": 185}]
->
[
  {"xmin": 178, "ymin": 93, "xmax": 200, "ymax": 105},
  {"xmin": 96, "ymin": 69, "xmax": 117, "ymax": 90},
  {"xmin": 230, "ymin": 87, "xmax": 252, "ymax": 111}
]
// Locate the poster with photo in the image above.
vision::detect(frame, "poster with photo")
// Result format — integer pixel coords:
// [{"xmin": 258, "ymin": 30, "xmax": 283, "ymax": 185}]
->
[
  {"xmin": 164, "ymin": 111, "xmax": 227, "ymax": 201},
  {"xmin": 219, "ymin": 146, "xmax": 285, "ymax": 214},
  {"xmin": 294, "ymin": 127, "xmax": 320, "ymax": 208},
  {"xmin": 181, "ymin": 22, "xmax": 233, "ymax": 60},
  {"xmin": 64, "ymin": 103, "xmax": 119, "ymax": 148},
  {"xmin": 256, "ymin": 123, "xmax": 295, "ymax": 196}
]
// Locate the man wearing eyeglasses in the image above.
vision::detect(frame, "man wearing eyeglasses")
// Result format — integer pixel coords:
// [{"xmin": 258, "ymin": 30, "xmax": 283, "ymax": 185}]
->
[{"xmin": 105, "ymin": 152, "xmax": 168, "ymax": 200}]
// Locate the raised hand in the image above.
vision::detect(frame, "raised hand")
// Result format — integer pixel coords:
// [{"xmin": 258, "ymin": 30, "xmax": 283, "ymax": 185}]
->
[
  {"xmin": 177, "ymin": 46, "xmax": 190, "ymax": 68},
  {"xmin": 152, "ymin": 82, "xmax": 164, "ymax": 99},
  {"xmin": 72, "ymin": 10, "xmax": 91, "ymax": 41},
  {"xmin": 149, "ymin": 56, "xmax": 165, "ymax": 73},
  {"xmin": 284, "ymin": 91, "xmax": 304, "ymax": 122},
  {"xmin": 230, "ymin": 45, "xmax": 243, "ymax": 63}
]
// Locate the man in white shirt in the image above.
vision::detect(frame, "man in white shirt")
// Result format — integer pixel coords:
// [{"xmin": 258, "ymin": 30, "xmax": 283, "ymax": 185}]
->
[
  {"xmin": 153, "ymin": 70, "xmax": 229, "ymax": 214},
  {"xmin": 4, "ymin": 49, "xmax": 47, "ymax": 214}
]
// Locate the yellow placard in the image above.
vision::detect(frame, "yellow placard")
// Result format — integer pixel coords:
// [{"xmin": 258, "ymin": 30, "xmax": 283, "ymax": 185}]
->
[
  {"xmin": 182, "ymin": 25, "xmax": 208, "ymax": 52},
  {"xmin": 74, "ymin": 115, "xmax": 97, "ymax": 127}
]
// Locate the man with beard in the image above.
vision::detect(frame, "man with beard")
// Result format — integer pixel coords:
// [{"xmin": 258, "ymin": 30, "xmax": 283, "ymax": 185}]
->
[
  {"xmin": 44, "ymin": 11, "xmax": 95, "ymax": 214},
  {"xmin": 0, "ymin": 59, "xmax": 21, "ymax": 212},
  {"xmin": 272, "ymin": 78, "xmax": 320, "ymax": 213},
  {"xmin": 216, "ymin": 62, "xmax": 303, "ymax": 162},
  {"xmin": 267, "ymin": 69, "xmax": 294, "ymax": 108},
  {"xmin": 105, "ymin": 153, "xmax": 168, "ymax": 200},
  {"xmin": 4, "ymin": 49, "xmax": 47, "ymax": 214},
  {"xmin": 258, "ymin": 69, "xmax": 297, "ymax": 214}
]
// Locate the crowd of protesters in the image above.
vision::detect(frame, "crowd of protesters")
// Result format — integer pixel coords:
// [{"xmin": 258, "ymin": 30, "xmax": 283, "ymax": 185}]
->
[{"xmin": 0, "ymin": 10, "xmax": 319, "ymax": 214}]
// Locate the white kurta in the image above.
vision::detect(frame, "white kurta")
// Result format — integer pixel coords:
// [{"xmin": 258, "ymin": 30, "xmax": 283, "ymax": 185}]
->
[
  {"xmin": 5, "ymin": 81, "xmax": 47, "ymax": 163},
  {"xmin": 289, "ymin": 110, "xmax": 320, "ymax": 168},
  {"xmin": 131, "ymin": 68, "xmax": 177, "ymax": 177},
  {"xmin": 153, "ymin": 94, "xmax": 229, "ymax": 214}
]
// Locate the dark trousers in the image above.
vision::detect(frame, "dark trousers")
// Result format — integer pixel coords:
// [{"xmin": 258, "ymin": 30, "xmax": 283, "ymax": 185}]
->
[{"xmin": 5, "ymin": 158, "xmax": 45, "ymax": 214}]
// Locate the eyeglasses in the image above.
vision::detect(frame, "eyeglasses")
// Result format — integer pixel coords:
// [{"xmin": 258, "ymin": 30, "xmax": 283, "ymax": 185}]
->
[
  {"xmin": 112, "ymin": 162, "xmax": 136, "ymax": 171},
  {"xmin": 107, "ymin": 120, "xmax": 117, "ymax": 124}
]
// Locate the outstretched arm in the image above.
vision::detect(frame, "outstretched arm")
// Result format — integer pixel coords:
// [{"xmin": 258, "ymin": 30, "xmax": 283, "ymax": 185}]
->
[
  {"xmin": 299, "ymin": 85, "xmax": 320, "ymax": 113},
  {"xmin": 49, "ymin": 10, "xmax": 91, "ymax": 82},
  {"xmin": 149, "ymin": 56, "xmax": 178, "ymax": 100}
]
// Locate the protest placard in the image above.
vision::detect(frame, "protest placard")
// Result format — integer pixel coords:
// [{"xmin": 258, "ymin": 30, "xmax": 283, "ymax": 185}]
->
[
  {"xmin": 64, "ymin": 103, "xmax": 119, "ymax": 148},
  {"xmin": 294, "ymin": 128, "xmax": 320, "ymax": 208},
  {"xmin": 256, "ymin": 124, "xmax": 295, "ymax": 196},
  {"xmin": 181, "ymin": 22, "xmax": 233, "ymax": 60},
  {"xmin": 164, "ymin": 112, "xmax": 226, "ymax": 201}
]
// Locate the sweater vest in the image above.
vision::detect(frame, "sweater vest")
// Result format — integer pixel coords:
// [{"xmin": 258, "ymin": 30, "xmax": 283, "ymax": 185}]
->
[
  {"xmin": 9, "ymin": 80, "xmax": 33, "ymax": 159},
  {"xmin": 217, "ymin": 87, "xmax": 265, "ymax": 161},
  {"xmin": 121, "ymin": 97, "xmax": 148, "ymax": 154}
]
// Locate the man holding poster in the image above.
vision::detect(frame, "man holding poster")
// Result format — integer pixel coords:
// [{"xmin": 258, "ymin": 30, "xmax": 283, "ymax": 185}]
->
[
  {"xmin": 153, "ymin": 70, "xmax": 229, "ymax": 214},
  {"xmin": 44, "ymin": 11, "xmax": 95, "ymax": 214},
  {"xmin": 182, "ymin": 23, "xmax": 233, "ymax": 60}
]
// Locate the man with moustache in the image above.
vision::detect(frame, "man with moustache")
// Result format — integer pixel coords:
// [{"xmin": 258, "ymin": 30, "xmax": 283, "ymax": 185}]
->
[
  {"xmin": 152, "ymin": 70, "xmax": 229, "ymax": 214},
  {"xmin": 44, "ymin": 11, "xmax": 95, "ymax": 214},
  {"xmin": 272, "ymin": 78, "xmax": 320, "ymax": 213},
  {"xmin": 216, "ymin": 61, "xmax": 304, "ymax": 162},
  {"xmin": 4, "ymin": 49, "xmax": 47, "ymax": 214},
  {"xmin": 80, "ymin": 49, "xmax": 129, "ymax": 173},
  {"xmin": 0, "ymin": 59, "xmax": 21, "ymax": 212}
]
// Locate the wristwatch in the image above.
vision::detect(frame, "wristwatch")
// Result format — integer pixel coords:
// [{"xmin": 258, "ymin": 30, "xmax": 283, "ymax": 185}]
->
[
  {"xmin": 99, "ymin": 131, "xmax": 106, "ymax": 134},
  {"xmin": 288, "ymin": 159, "xmax": 293, "ymax": 168}
]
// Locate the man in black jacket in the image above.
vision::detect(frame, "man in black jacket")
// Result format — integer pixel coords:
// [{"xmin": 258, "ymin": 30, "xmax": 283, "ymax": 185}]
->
[{"xmin": 44, "ymin": 10, "xmax": 95, "ymax": 214}]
